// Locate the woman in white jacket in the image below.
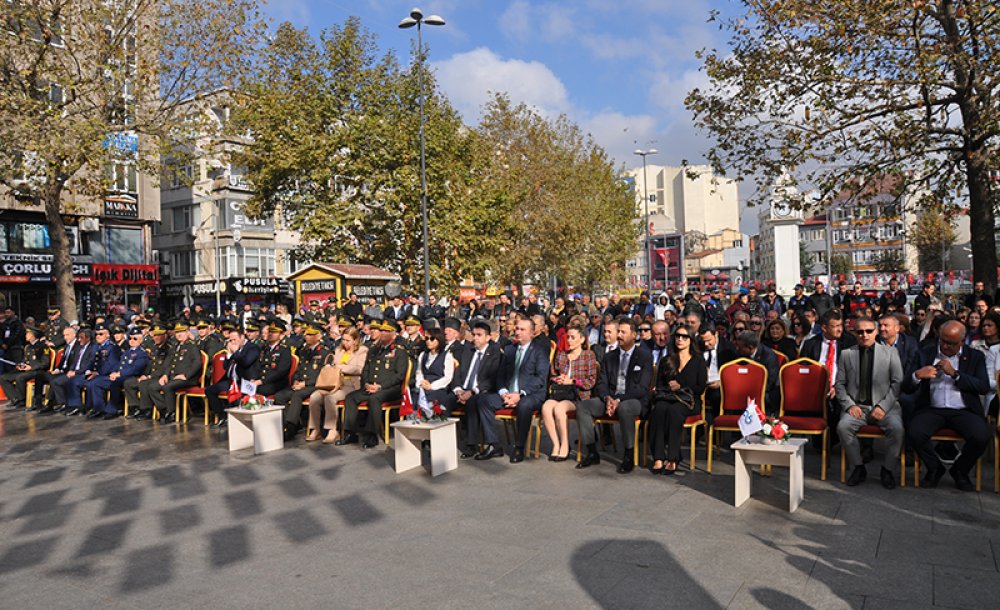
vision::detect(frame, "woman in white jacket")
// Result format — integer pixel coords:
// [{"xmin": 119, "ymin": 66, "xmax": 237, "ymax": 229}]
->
[{"xmin": 970, "ymin": 311, "xmax": 1000, "ymax": 417}]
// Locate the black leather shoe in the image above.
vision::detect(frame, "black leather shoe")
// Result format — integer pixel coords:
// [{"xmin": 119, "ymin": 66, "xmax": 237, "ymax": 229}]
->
[
  {"xmin": 102, "ymin": 412, "xmax": 117, "ymax": 420},
  {"xmin": 575, "ymin": 453, "xmax": 601, "ymax": 469},
  {"xmin": 949, "ymin": 466, "xmax": 975, "ymax": 492},
  {"xmin": 509, "ymin": 447, "xmax": 525, "ymax": 463},
  {"xmin": 37, "ymin": 405, "xmax": 54, "ymax": 415},
  {"xmin": 283, "ymin": 425, "xmax": 299, "ymax": 443},
  {"xmin": 551, "ymin": 455, "xmax": 568, "ymax": 462},
  {"xmin": 846, "ymin": 465, "xmax": 867, "ymax": 487},
  {"xmin": 880, "ymin": 467, "xmax": 897, "ymax": 490},
  {"xmin": 617, "ymin": 454, "xmax": 635, "ymax": 474},
  {"xmin": 474, "ymin": 444, "xmax": 503, "ymax": 460},
  {"xmin": 159, "ymin": 411, "xmax": 176, "ymax": 424},
  {"xmin": 87, "ymin": 410, "xmax": 103, "ymax": 419},
  {"xmin": 921, "ymin": 466, "xmax": 946, "ymax": 488},
  {"xmin": 460, "ymin": 446, "xmax": 478, "ymax": 459},
  {"xmin": 335, "ymin": 433, "xmax": 359, "ymax": 446},
  {"xmin": 135, "ymin": 410, "xmax": 152, "ymax": 420},
  {"xmin": 65, "ymin": 407, "xmax": 82, "ymax": 416},
  {"xmin": 361, "ymin": 435, "xmax": 379, "ymax": 449}
]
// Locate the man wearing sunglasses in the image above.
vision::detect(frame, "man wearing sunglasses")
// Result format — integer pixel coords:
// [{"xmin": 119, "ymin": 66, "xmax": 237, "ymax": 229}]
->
[
  {"xmin": 835, "ymin": 318, "xmax": 904, "ymax": 488},
  {"xmin": 904, "ymin": 320, "xmax": 990, "ymax": 491}
]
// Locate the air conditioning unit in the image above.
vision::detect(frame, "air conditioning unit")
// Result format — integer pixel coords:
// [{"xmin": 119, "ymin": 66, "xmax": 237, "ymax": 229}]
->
[{"xmin": 79, "ymin": 217, "xmax": 100, "ymax": 232}]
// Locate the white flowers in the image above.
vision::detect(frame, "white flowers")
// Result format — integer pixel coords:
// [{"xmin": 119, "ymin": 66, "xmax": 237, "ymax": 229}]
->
[{"xmin": 762, "ymin": 423, "xmax": 773, "ymax": 435}]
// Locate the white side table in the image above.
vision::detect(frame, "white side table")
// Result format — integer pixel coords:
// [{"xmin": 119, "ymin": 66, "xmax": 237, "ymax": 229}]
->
[
  {"xmin": 730, "ymin": 437, "xmax": 807, "ymax": 512},
  {"xmin": 226, "ymin": 406, "xmax": 285, "ymax": 455},
  {"xmin": 390, "ymin": 418, "xmax": 459, "ymax": 477}
]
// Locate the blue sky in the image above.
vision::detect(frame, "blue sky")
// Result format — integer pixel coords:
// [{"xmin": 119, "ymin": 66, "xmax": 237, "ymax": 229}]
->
[{"xmin": 262, "ymin": 0, "xmax": 739, "ymax": 172}]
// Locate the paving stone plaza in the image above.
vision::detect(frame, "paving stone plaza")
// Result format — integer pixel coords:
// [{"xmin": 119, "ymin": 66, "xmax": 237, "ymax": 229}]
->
[{"xmin": 2, "ymin": 413, "xmax": 999, "ymax": 609}]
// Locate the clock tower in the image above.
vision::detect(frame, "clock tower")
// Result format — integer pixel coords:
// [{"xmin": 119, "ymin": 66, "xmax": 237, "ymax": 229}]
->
[{"xmin": 758, "ymin": 172, "xmax": 803, "ymax": 295}]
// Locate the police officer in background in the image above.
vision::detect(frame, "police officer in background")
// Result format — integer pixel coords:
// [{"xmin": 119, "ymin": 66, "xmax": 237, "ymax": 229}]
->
[
  {"xmin": 45, "ymin": 307, "xmax": 69, "ymax": 350},
  {"xmin": 127, "ymin": 323, "xmax": 171, "ymax": 419},
  {"xmin": 145, "ymin": 322, "xmax": 201, "ymax": 423},
  {"xmin": 276, "ymin": 321, "xmax": 331, "ymax": 441},
  {"xmin": 0, "ymin": 325, "xmax": 51, "ymax": 411}
]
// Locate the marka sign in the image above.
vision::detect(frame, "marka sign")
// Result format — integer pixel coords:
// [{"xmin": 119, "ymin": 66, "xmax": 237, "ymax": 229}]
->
[{"xmin": 104, "ymin": 198, "xmax": 139, "ymax": 219}]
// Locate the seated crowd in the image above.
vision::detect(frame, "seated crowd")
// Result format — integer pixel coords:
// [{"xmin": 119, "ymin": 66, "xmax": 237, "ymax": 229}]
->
[{"xmin": 3, "ymin": 280, "xmax": 1000, "ymax": 493}]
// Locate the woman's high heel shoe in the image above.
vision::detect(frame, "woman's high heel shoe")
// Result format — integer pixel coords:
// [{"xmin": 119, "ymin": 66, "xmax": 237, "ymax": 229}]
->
[
  {"xmin": 322, "ymin": 432, "xmax": 339, "ymax": 444},
  {"xmin": 305, "ymin": 432, "xmax": 320, "ymax": 442}
]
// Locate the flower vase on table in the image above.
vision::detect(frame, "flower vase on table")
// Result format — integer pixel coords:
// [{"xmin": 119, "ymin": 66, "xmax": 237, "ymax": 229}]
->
[
  {"xmin": 239, "ymin": 394, "xmax": 271, "ymax": 410},
  {"xmin": 758, "ymin": 415, "xmax": 789, "ymax": 444}
]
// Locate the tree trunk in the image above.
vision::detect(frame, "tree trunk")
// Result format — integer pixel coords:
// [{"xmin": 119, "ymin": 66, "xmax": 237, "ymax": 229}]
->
[
  {"xmin": 43, "ymin": 182, "xmax": 78, "ymax": 320},
  {"xmin": 965, "ymin": 155, "xmax": 998, "ymax": 296}
]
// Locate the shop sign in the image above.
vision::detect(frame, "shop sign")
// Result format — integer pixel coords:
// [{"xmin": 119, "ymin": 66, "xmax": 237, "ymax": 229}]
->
[
  {"xmin": 232, "ymin": 277, "xmax": 280, "ymax": 295},
  {"xmin": 0, "ymin": 253, "xmax": 91, "ymax": 284},
  {"xmin": 163, "ymin": 281, "xmax": 217, "ymax": 297},
  {"xmin": 300, "ymin": 279, "xmax": 339, "ymax": 293},
  {"xmin": 351, "ymin": 284, "xmax": 386, "ymax": 298},
  {"xmin": 92, "ymin": 264, "xmax": 158, "ymax": 285},
  {"xmin": 104, "ymin": 198, "xmax": 139, "ymax": 219},
  {"xmin": 220, "ymin": 199, "xmax": 273, "ymax": 232}
]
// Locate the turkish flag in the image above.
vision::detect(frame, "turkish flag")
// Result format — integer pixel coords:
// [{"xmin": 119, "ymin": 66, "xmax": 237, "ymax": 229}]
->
[{"xmin": 655, "ymin": 248, "xmax": 670, "ymax": 265}]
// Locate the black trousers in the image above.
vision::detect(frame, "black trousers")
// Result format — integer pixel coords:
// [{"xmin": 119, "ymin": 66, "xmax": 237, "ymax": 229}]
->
[
  {"xmin": 205, "ymin": 379, "xmax": 232, "ymax": 416},
  {"xmin": 274, "ymin": 386, "xmax": 316, "ymax": 426},
  {"xmin": 0, "ymin": 370, "xmax": 44, "ymax": 405},
  {"xmin": 650, "ymin": 398, "xmax": 694, "ymax": 462},
  {"xmin": 148, "ymin": 378, "xmax": 197, "ymax": 414},
  {"xmin": 479, "ymin": 392, "xmax": 544, "ymax": 449},
  {"xmin": 907, "ymin": 408, "xmax": 990, "ymax": 476},
  {"xmin": 343, "ymin": 387, "xmax": 402, "ymax": 437}
]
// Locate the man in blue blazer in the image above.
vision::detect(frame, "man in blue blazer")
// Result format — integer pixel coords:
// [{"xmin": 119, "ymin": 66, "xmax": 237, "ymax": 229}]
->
[
  {"xmin": 206, "ymin": 327, "xmax": 262, "ymax": 428},
  {"xmin": 476, "ymin": 317, "xmax": 549, "ymax": 463},
  {"xmin": 903, "ymin": 320, "xmax": 990, "ymax": 491}
]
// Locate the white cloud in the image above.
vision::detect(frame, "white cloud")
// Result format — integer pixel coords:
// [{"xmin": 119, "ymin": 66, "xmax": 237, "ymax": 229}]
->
[
  {"xmin": 498, "ymin": 0, "xmax": 533, "ymax": 41},
  {"xmin": 433, "ymin": 47, "xmax": 571, "ymax": 120},
  {"xmin": 583, "ymin": 112, "xmax": 659, "ymax": 168},
  {"xmin": 499, "ymin": 1, "xmax": 576, "ymax": 42},
  {"xmin": 648, "ymin": 67, "xmax": 710, "ymax": 118}
]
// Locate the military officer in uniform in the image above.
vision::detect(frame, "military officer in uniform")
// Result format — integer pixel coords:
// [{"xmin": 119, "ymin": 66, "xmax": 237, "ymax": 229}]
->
[
  {"xmin": 276, "ymin": 321, "xmax": 331, "ymax": 440},
  {"xmin": 0, "ymin": 325, "xmax": 51, "ymax": 411},
  {"xmin": 245, "ymin": 319, "xmax": 265, "ymax": 351},
  {"xmin": 112, "ymin": 325, "xmax": 128, "ymax": 352},
  {"xmin": 338, "ymin": 319, "xmax": 409, "ymax": 449},
  {"xmin": 45, "ymin": 307, "xmax": 69, "ymax": 350},
  {"xmin": 257, "ymin": 319, "xmax": 293, "ymax": 397},
  {"xmin": 67, "ymin": 324, "xmax": 120, "ymax": 416},
  {"xmin": 283, "ymin": 317, "xmax": 306, "ymax": 352},
  {"xmin": 303, "ymin": 300, "xmax": 323, "ymax": 324},
  {"xmin": 127, "ymin": 323, "xmax": 171, "ymax": 419},
  {"xmin": 102, "ymin": 328, "xmax": 150, "ymax": 416},
  {"xmin": 144, "ymin": 322, "xmax": 202, "ymax": 423},
  {"xmin": 82, "ymin": 325, "xmax": 126, "ymax": 419},
  {"xmin": 196, "ymin": 318, "xmax": 225, "ymax": 359},
  {"xmin": 399, "ymin": 316, "xmax": 425, "ymax": 362}
]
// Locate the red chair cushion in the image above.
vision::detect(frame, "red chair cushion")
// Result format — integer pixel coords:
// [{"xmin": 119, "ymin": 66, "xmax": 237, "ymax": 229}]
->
[
  {"xmin": 931, "ymin": 428, "xmax": 962, "ymax": 439},
  {"xmin": 178, "ymin": 388, "xmax": 205, "ymax": 397},
  {"xmin": 712, "ymin": 414, "xmax": 741, "ymax": 429},
  {"xmin": 495, "ymin": 408, "xmax": 515, "ymax": 418},
  {"xmin": 684, "ymin": 414, "xmax": 705, "ymax": 426},
  {"xmin": 856, "ymin": 424, "xmax": 885, "ymax": 437},
  {"xmin": 781, "ymin": 415, "xmax": 826, "ymax": 432}
]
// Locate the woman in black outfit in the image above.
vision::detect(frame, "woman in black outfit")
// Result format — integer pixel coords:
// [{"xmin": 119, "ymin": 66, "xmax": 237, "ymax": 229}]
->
[
  {"xmin": 762, "ymin": 319, "xmax": 798, "ymax": 363},
  {"xmin": 649, "ymin": 324, "xmax": 707, "ymax": 474}
]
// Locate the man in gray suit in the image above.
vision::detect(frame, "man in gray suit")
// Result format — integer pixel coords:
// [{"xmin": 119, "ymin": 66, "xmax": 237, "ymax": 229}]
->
[{"xmin": 835, "ymin": 317, "xmax": 904, "ymax": 489}]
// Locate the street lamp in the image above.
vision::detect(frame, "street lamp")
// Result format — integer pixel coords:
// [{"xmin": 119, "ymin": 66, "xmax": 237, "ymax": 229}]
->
[
  {"xmin": 399, "ymin": 8, "xmax": 445, "ymax": 304},
  {"xmin": 634, "ymin": 149, "xmax": 657, "ymax": 290}
]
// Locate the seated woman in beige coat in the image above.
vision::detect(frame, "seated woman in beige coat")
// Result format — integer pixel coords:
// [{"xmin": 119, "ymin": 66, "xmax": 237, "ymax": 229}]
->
[{"xmin": 306, "ymin": 327, "xmax": 369, "ymax": 443}]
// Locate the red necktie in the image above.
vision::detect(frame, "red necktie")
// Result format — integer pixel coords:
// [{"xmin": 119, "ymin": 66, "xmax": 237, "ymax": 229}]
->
[{"xmin": 825, "ymin": 340, "xmax": 836, "ymax": 390}]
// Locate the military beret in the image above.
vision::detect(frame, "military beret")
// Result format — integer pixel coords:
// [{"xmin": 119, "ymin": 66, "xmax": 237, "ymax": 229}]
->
[
  {"xmin": 112, "ymin": 326, "xmax": 126, "ymax": 334},
  {"xmin": 245, "ymin": 320, "xmax": 261, "ymax": 332},
  {"xmin": 380, "ymin": 319, "xmax": 399, "ymax": 332},
  {"xmin": 443, "ymin": 317, "xmax": 462, "ymax": 331},
  {"xmin": 128, "ymin": 327, "xmax": 143, "ymax": 337},
  {"xmin": 150, "ymin": 323, "xmax": 167, "ymax": 336},
  {"xmin": 195, "ymin": 319, "xmax": 209, "ymax": 329},
  {"xmin": 47, "ymin": 307, "xmax": 61, "ymax": 315},
  {"xmin": 221, "ymin": 322, "xmax": 237, "ymax": 332},
  {"xmin": 94, "ymin": 323, "xmax": 109, "ymax": 332},
  {"xmin": 309, "ymin": 300, "xmax": 320, "ymax": 306},
  {"xmin": 268, "ymin": 319, "xmax": 287, "ymax": 333},
  {"xmin": 292, "ymin": 316, "xmax": 305, "ymax": 326},
  {"xmin": 304, "ymin": 321, "xmax": 324, "ymax": 336},
  {"xmin": 134, "ymin": 318, "xmax": 150, "ymax": 328},
  {"xmin": 26, "ymin": 324, "xmax": 43, "ymax": 336},
  {"xmin": 172, "ymin": 322, "xmax": 190, "ymax": 332},
  {"xmin": 403, "ymin": 316, "xmax": 421, "ymax": 327},
  {"xmin": 337, "ymin": 319, "xmax": 353, "ymax": 328}
]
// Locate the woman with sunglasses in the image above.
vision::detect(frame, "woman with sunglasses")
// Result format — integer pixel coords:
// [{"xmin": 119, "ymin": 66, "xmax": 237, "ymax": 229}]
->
[
  {"xmin": 649, "ymin": 324, "xmax": 707, "ymax": 475},
  {"xmin": 790, "ymin": 313, "xmax": 812, "ymax": 348}
]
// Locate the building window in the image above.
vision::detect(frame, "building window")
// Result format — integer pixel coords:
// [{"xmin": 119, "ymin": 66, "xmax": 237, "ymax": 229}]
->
[
  {"xmin": 171, "ymin": 205, "xmax": 200, "ymax": 232},
  {"xmin": 107, "ymin": 227, "xmax": 142, "ymax": 264},
  {"xmin": 814, "ymin": 251, "xmax": 827, "ymax": 264},
  {"xmin": 108, "ymin": 162, "xmax": 136, "ymax": 193},
  {"xmin": 242, "ymin": 247, "xmax": 276, "ymax": 277},
  {"xmin": 170, "ymin": 250, "xmax": 200, "ymax": 277}
]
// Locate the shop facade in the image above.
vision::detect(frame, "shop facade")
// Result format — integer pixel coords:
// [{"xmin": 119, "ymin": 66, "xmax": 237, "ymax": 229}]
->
[{"xmin": 287, "ymin": 263, "xmax": 400, "ymax": 311}]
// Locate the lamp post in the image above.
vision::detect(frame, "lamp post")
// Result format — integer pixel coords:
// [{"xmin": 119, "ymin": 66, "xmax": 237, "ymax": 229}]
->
[
  {"xmin": 633, "ymin": 149, "xmax": 657, "ymax": 291},
  {"xmin": 399, "ymin": 8, "xmax": 445, "ymax": 305}
]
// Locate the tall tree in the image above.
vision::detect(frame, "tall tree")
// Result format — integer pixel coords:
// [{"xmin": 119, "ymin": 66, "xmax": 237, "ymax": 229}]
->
[
  {"xmin": 0, "ymin": 0, "xmax": 264, "ymax": 316},
  {"xmin": 474, "ymin": 94, "xmax": 638, "ymax": 290},
  {"xmin": 687, "ymin": 0, "xmax": 1000, "ymax": 295},
  {"xmin": 237, "ymin": 19, "xmax": 494, "ymax": 290},
  {"xmin": 910, "ymin": 204, "xmax": 959, "ymax": 272}
]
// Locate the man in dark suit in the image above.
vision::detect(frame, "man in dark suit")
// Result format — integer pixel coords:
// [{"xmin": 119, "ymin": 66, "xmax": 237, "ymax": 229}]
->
[
  {"xmin": 904, "ymin": 320, "xmax": 991, "ymax": 491},
  {"xmin": 799, "ymin": 309, "xmax": 857, "ymax": 432},
  {"xmin": 699, "ymin": 324, "xmax": 737, "ymax": 427},
  {"xmin": 576, "ymin": 317, "xmax": 653, "ymax": 473},
  {"xmin": 732, "ymin": 330, "xmax": 781, "ymax": 413},
  {"xmin": 51, "ymin": 329, "xmax": 96, "ymax": 415},
  {"xmin": 591, "ymin": 319, "xmax": 618, "ymax": 362},
  {"xmin": 476, "ymin": 317, "xmax": 550, "ymax": 463},
  {"xmin": 450, "ymin": 320, "xmax": 503, "ymax": 457},
  {"xmin": 836, "ymin": 317, "xmax": 904, "ymax": 488},
  {"xmin": 879, "ymin": 313, "xmax": 919, "ymax": 429},
  {"xmin": 207, "ymin": 327, "xmax": 262, "ymax": 427}
]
